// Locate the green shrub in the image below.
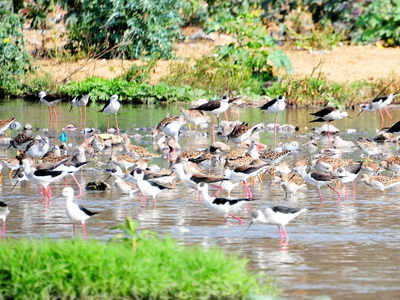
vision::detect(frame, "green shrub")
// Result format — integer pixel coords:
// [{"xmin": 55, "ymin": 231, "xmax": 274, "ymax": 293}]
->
[
  {"xmin": 0, "ymin": 237, "xmax": 279, "ymax": 299},
  {"xmin": 355, "ymin": 0, "xmax": 400, "ymax": 46},
  {"xmin": 62, "ymin": 0, "xmax": 185, "ymax": 59},
  {"xmin": 165, "ymin": 7, "xmax": 291, "ymax": 96},
  {"xmin": 60, "ymin": 77, "xmax": 207, "ymax": 103},
  {"xmin": 0, "ymin": 11, "xmax": 31, "ymax": 96}
]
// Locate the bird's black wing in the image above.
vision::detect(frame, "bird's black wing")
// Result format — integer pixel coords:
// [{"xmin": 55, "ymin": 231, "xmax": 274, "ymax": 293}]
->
[
  {"xmin": 310, "ymin": 172, "xmax": 336, "ymax": 181},
  {"xmin": 79, "ymin": 205, "xmax": 98, "ymax": 216},
  {"xmin": 259, "ymin": 98, "xmax": 277, "ymax": 110},
  {"xmin": 99, "ymin": 100, "xmax": 111, "ymax": 112},
  {"xmin": 345, "ymin": 161, "xmax": 363, "ymax": 174},
  {"xmin": 234, "ymin": 165, "xmax": 265, "ymax": 174},
  {"xmin": 149, "ymin": 181, "xmax": 171, "ymax": 190},
  {"xmin": 191, "ymin": 100, "xmax": 221, "ymax": 112},
  {"xmin": 310, "ymin": 117, "xmax": 326, "ymax": 123},
  {"xmin": 387, "ymin": 121, "xmax": 400, "ymax": 133},
  {"xmin": 372, "ymin": 95, "xmax": 388, "ymax": 103},
  {"xmin": 34, "ymin": 169, "xmax": 63, "ymax": 177},
  {"xmin": 271, "ymin": 206, "xmax": 301, "ymax": 214},
  {"xmin": 213, "ymin": 198, "xmax": 250, "ymax": 205},
  {"xmin": 310, "ymin": 107, "xmax": 335, "ymax": 117},
  {"xmin": 0, "ymin": 201, "xmax": 7, "ymax": 207}
]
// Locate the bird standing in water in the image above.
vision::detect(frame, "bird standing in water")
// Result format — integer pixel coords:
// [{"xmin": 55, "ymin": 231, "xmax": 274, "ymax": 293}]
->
[
  {"xmin": 259, "ymin": 96, "xmax": 286, "ymax": 148},
  {"xmin": 100, "ymin": 95, "xmax": 121, "ymax": 134}
]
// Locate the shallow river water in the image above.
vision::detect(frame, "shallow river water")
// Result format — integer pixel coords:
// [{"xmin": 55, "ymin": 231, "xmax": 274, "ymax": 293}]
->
[{"xmin": 2, "ymin": 98, "xmax": 400, "ymax": 299}]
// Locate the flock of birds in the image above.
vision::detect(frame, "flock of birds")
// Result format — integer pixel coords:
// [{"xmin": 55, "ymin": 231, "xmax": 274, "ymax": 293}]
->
[{"xmin": 0, "ymin": 90, "xmax": 399, "ymax": 245}]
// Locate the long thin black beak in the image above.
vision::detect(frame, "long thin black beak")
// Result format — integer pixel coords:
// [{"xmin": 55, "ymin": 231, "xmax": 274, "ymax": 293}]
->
[
  {"xmin": 356, "ymin": 110, "xmax": 364, "ymax": 118},
  {"xmin": 69, "ymin": 105, "xmax": 73, "ymax": 112}
]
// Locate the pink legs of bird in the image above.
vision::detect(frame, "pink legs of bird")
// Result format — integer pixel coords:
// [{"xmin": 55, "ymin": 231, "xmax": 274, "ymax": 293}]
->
[
  {"xmin": 318, "ymin": 184, "xmax": 341, "ymax": 205},
  {"xmin": 80, "ymin": 105, "xmax": 87, "ymax": 129},
  {"xmin": 378, "ymin": 108, "xmax": 392, "ymax": 128},
  {"xmin": 72, "ymin": 223, "xmax": 87, "ymax": 240},
  {"xmin": 278, "ymin": 225, "xmax": 290, "ymax": 245},
  {"xmin": 227, "ymin": 214, "xmax": 243, "ymax": 224},
  {"xmin": 242, "ymin": 180, "xmax": 253, "ymax": 199},
  {"xmin": 82, "ymin": 224, "xmax": 87, "ymax": 240},
  {"xmin": 106, "ymin": 117, "xmax": 110, "ymax": 131},
  {"xmin": 327, "ymin": 120, "xmax": 332, "ymax": 148},
  {"xmin": 71, "ymin": 174, "xmax": 83, "ymax": 198},
  {"xmin": 273, "ymin": 112, "xmax": 279, "ymax": 148},
  {"xmin": 211, "ymin": 117, "xmax": 216, "ymax": 144},
  {"xmin": 115, "ymin": 113, "xmax": 120, "ymax": 135},
  {"xmin": 0, "ymin": 220, "xmax": 6, "ymax": 238}
]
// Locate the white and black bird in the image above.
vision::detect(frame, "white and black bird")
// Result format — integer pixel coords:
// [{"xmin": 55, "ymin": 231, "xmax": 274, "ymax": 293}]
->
[
  {"xmin": 191, "ymin": 96, "xmax": 232, "ymax": 143},
  {"xmin": 39, "ymin": 91, "xmax": 61, "ymax": 123},
  {"xmin": 310, "ymin": 106, "xmax": 348, "ymax": 147},
  {"xmin": 248, "ymin": 206, "xmax": 308, "ymax": 244},
  {"xmin": 197, "ymin": 182, "xmax": 251, "ymax": 224},
  {"xmin": 63, "ymin": 187, "xmax": 98, "ymax": 240},
  {"xmin": 0, "ymin": 201, "xmax": 9, "ymax": 237},
  {"xmin": 259, "ymin": 95, "xmax": 286, "ymax": 148},
  {"xmin": 71, "ymin": 94, "xmax": 90, "ymax": 129},
  {"xmin": 360, "ymin": 93, "xmax": 397, "ymax": 128},
  {"xmin": 336, "ymin": 161, "xmax": 363, "ymax": 200},
  {"xmin": 100, "ymin": 95, "xmax": 121, "ymax": 133},
  {"xmin": 133, "ymin": 168, "xmax": 171, "ymax": 208}
]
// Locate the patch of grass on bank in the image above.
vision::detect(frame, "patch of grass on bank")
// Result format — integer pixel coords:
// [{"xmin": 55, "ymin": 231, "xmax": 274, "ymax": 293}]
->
[
  {"xmin": 265, "ymin": 74, "xmax": 400, "ymax": 108},
  {"xmin": 59, "ymin": 77, "xmax": 207, "ymax": 103},
  {"xmin": 0, "ymin": 238, "xmax": 278, "ymax": 300}
]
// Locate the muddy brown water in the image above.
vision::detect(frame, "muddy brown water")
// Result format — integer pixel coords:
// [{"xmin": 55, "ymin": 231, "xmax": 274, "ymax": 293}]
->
[{"xmin": 2, "ymin": 98, "xmax": 400, "ymax": 299}]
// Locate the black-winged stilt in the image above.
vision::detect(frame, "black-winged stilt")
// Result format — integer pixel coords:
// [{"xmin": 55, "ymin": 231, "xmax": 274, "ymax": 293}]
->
[
  {"xmin": 248, "ymin": 206, "xmax": 307, "ymax": 244},
  {"xmin": 63, "ymin": 187, "xmax": 98, "ymax": 240},
  {"xmin": 71, "ymin": 94, "xmax": 90, "ymax": 129},
  {"xmin": 310, "ymin": 106, "xmax": 348, "ymax": 147},
  {"xmin": 360, "ymin": 93, "xmax": 398, "ymax": 128},
  {"xmin": 190, "ymin": 96, "xmax": 232, "ymax": 143},
  {"xmin": 197, "ymin": 182, "xmax": 251, "ymax": 224},
  {"xmin": 259, "ymin": 95, "xmax": 286, "ymax": 148},
  {"xmin": 100, "ymin": 94, "xmax": 121, "ymax": 133},
  {"xmin": 39, "ymin": 91, "xmax": 61, "ymax": 124}
]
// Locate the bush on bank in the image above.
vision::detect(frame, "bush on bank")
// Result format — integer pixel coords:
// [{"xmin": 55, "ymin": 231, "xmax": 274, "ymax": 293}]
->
[{"xmin": 0, "ymin": 238, "xmax": 279, "ymax": 299}]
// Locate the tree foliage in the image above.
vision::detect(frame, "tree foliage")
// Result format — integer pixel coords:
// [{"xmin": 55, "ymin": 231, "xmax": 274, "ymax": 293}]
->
[
  {"xmin": 0, "ymin": 11, "xmax": 31, "ymax": 96},
  {"xmin": 62, "ymin": 0, "xmax": 185, "ymax": 59}
]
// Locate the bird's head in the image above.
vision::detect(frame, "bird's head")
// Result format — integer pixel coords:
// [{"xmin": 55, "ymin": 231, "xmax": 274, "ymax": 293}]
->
[
  {"xmin": 197, "ymin": 182, "xmax": 208, "ymax": 192},
  {"xmin": 38, "ymin": 91, "xmax": 46, "ymax": 99}
]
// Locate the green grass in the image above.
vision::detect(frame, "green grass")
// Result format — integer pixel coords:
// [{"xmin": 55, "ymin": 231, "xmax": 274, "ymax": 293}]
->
[{"xmin": 0, "ymin": 238, "xmax": 279, "ymax": 299}]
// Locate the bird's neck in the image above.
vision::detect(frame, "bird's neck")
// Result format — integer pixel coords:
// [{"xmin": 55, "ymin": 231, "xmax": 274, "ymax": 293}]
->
[{"xmin": 200, "ymin": 188, "xmax": 212, "ymax": 203}]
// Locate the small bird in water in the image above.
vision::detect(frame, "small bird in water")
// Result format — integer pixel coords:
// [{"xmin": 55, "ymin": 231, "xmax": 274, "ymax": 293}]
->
[{"xmin": 247, "ymin": 206, "xmax": 308, "ymax": 244}]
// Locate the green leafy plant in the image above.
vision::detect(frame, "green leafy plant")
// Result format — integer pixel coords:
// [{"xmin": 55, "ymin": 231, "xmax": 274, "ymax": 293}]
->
[
  {"xmin": 165, "ymin": 6, "xmax": 292, "ymax": 96},
  {"xmin": 355, "ymin": 0, "xmax": 400, "ymax": 46},
  {"xmin": 60, "ymin": 77, "xmax": 207, "ymax": 103},
  {"xmin": 0, "ymin": 11, "xmax": 31, "ymax": 97},
  {"xmin": 62, "ymin": 0, "xmax": 185, "ymax": 59}
]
